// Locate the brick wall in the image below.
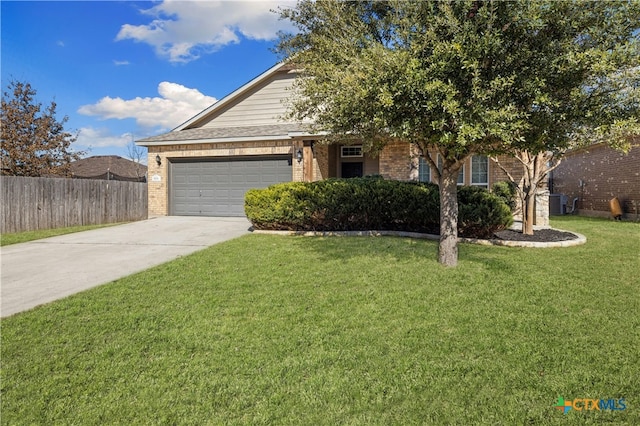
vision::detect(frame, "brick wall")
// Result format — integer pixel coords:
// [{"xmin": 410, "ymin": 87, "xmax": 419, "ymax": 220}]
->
[
  {"xmin": 489, "ymin": 155, "xmax": 525, "ymax": 186},
  {"xmin": 146, "ymin": 135, "xmax": 560, "ymax": 225},
  {"xmin": 552, "ymin": 139, "xmax": 640, "ymax": 218},
  {"xmin": 379, "ymin": 140, "xmax": 411, "ymax": 180}
]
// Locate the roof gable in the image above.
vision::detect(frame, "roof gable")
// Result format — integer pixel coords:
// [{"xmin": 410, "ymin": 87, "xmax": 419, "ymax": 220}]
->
[
  {"xmin": 175, "ymin": 62, "xmax": 298, "ymax": 131},
  {"xmin": 137, "ymin": 62, "xmax": 321, "ymax": 146}
]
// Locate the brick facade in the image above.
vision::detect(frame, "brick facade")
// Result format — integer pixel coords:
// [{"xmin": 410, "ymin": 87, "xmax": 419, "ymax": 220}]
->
[
  {"xmin": 146, "ymin": 137, "xmax": 549, "ymax": 224},
  {"xmin": 489, "ymin": 155, "xmax": 525, "ymax": 186},
  {"xmin": 551, "ymin": 139, "xmax": 640, "ymax": 218},
  {"xmin": 379, "ymin": 140, "xmax": 411, "ymax": 180}
]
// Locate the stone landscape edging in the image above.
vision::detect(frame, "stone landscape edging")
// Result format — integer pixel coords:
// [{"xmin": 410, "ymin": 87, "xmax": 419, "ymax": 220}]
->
[{"xmin": 251, "ymin": 228, "xmax": 587, "ymax": 248}]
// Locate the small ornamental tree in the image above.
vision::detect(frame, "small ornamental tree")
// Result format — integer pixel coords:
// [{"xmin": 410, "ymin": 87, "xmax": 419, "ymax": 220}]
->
[
  {"xmin": 489, "ymin": 4, "xmax": 640, "ymax": 234},
  {"xmin": 1, "ymin": 80, "xmax": 82, "ymax": 177},
  {"xmin": 277, "ymin": 0, "xmax": 640, "ymax": 264},
  {"xmin": 126, "ymin": 138, "xmax": 148, "ymax": 181}
]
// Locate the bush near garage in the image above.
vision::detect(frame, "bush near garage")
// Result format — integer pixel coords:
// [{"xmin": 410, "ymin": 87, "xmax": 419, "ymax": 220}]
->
[{"xmin": 245, "ymin": 177, "xmax": 513, "ymax": 238}]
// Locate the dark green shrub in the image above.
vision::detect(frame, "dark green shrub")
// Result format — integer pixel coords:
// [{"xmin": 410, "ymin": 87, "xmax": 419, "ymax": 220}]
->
[
  {"xmin": 245, "ymin": 178, "xmax": 512, "ymax": 238},
  {"xmin": 244, "ymin": 182, "xmax": 315, "ymax": 230},
  {"xmin": 491, "ymin": 181, "xmax": 518, "ymax": 211},
  {"xmin": 458, "ymin": 186, "xmax": 514, "ymax": 238}
]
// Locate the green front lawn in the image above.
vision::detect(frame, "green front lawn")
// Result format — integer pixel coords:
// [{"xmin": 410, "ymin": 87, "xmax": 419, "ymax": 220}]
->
[{"xmin": 1, "ymin": 217, "xmax": 638, "ymax": 424}]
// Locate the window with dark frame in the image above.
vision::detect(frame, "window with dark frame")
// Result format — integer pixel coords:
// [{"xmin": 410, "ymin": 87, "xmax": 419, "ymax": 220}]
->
[{"xmin": 341, "ymin": 145, "xmax": 363, "ymax": 158}]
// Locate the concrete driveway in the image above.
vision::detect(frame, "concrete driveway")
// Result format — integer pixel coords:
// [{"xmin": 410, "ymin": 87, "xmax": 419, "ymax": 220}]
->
[{"xmin": 1, "ymin": 216, "xmax": 251, "ymax": 318}]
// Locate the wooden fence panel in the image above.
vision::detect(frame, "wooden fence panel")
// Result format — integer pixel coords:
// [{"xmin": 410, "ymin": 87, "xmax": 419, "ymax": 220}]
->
[{"xmin": 0, "ymin": 176, "xmax": 148, "ymax": 233}]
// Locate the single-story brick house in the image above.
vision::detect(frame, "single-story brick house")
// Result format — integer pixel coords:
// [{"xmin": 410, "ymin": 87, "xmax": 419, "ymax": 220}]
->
[
  {"xmin": 137, "ymin": 62, "xmax": 542, "ymax": 220},
  {"xmin": 550, "ymin": 137, "xmax": 640, "ymax": 219}
]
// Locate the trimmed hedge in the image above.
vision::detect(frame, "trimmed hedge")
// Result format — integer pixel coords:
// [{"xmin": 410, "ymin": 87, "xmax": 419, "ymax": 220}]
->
[
  {"xmin": 491, "ymin": 180, "xmax": 518, "ymax": 211},
  {"xmin": 245, "ymin": 178, "xmax": 513, "ymax": 238}
]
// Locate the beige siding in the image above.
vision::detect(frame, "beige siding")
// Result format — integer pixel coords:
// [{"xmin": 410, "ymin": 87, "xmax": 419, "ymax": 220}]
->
[{"xmin": 200, "ymin": 71, "xmax": 297, "ymax": 129}]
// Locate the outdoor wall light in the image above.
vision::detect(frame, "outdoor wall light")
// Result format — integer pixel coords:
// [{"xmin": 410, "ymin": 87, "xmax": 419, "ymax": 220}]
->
[
  {"xmin": 155, "ymin": 154, "xmax": 162, "ymax": 166},
  {"xmin": 296, "ymin": 148, "xmax": 303, "ymax": 163}
]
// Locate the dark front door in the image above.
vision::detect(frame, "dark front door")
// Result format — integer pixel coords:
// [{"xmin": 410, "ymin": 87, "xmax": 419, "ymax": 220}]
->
[{"xmin": 341, "ymin": 162, "xmax": 363, "ymax": 178}]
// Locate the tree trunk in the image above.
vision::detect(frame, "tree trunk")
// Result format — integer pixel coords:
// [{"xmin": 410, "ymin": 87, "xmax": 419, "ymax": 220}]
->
[
  {"xmin": 522, "ymin": 190, "xmax": 536, "ymax": 235},
  {"xmin": 439, "ymin": 169, "xmax": 459, "ymax": 267},
  {"xmin": 492, "ymin": 151, "xmax": 561, "ymax": 236}
]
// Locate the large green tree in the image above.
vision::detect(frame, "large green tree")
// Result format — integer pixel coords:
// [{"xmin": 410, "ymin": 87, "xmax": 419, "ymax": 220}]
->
[
  {"xmin": 277, "ymin": 0, "xmax": 640, "ymax": 265},
  {"xmin": 1, "ymin": 80, "xmax": 82, "ymax": 177}
]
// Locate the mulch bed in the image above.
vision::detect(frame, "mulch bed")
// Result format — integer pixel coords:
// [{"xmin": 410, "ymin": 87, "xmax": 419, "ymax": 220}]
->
[{"xmin": 493, "ymin": 228, "xmax": 578, "ymax": 242}]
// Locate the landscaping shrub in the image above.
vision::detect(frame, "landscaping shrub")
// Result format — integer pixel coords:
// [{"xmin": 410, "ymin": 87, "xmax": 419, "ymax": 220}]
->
[
  {"xmin": 245, "ymin": 178, "xmax": 512, "ymax": 238},
  {"xmin": 458, "ymin": 185, "xmax": 514, "ymax": 238},
  {"xmin": 491, "ymin": 180, "xmax": 518, "ymax": 211}
]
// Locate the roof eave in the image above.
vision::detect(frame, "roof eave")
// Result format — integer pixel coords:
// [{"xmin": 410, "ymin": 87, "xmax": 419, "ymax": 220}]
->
[
  {"xmin": 137, "ymin": 134, "xmax": 294, "ymax": 147},
  {"xmin": 136, "ymin": 131, "xmax": 327, "ymax": 147}
]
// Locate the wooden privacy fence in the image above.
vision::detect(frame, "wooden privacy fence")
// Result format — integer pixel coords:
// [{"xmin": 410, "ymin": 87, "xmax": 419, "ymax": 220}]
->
[{"xmin": 1, "ymin": 176, "xmax": 148, "ymax": 233}]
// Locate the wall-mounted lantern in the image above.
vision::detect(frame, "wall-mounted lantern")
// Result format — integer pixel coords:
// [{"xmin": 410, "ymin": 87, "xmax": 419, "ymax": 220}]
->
[
  {"xmin": 155, "ymin": 154, "xmax": 162, "ymax": 166},
  {"xmin": 296, "ymin": 149, "xmax": 303, "ymax": 163}
]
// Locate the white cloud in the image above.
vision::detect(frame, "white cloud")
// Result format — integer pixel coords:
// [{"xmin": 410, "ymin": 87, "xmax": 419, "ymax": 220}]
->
[
  {"xmin": 75, "ymin": 127, "xmax": 133, "ymax": 149},
  {"xmin": 113, "ymin": 60, "xmax": 130, "ymax": 66},
  {"xmin": 78, "ymin": 82, "xmax": 217, "ymax": 129},
  {"xmin": 115, "ymin": 0, "xmax": 295, "ymax": 63}
]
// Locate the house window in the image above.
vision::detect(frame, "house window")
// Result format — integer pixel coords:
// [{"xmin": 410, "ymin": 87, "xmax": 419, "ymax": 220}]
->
[
  {"xmin": 437, "ymin": 155, "xmax": 464, "ymax": 185},
  {"xmin": 418, "ymin": 157, "xmax": 431, "ymax": 182},
  {"xmin": 341, "ymin": 145, "xmax": 363, "ymax": 158},
  {"xmin": 471, "ymin": 155, "xmax": 489, "ymax": 188}
]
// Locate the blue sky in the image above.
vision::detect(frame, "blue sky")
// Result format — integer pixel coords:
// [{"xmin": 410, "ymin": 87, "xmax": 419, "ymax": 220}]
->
[{"xmin": 1, "ymin": 0, "xmax": 296, "ymax": 161}]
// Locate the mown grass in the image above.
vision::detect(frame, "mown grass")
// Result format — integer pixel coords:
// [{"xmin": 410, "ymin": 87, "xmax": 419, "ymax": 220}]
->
[
  {"xmin": 1, "ymin": 223, "xmax": 123, "ymax": 246},
  {"xmin": 1, "ymin": 216, "xmax": 638, "ymax": 424}
]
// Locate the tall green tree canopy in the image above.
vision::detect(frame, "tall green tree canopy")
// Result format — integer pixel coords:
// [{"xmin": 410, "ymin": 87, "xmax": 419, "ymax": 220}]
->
[
  {"xmin": 277, "ymin": 0, "xmax": 639, "ymax": 265},
  {"xmin": 1, "ymin": 80, "xmax": 81, "ymax": 177}
]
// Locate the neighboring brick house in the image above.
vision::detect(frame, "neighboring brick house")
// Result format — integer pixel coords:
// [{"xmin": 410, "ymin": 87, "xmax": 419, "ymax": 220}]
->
[
  {"xmin": 137, "ymin": 62, "xmax": 534, "ymax": 220},
  {"xmin": 551, "ymin": 137, "xmax": 640, "ymax": 219},
  {"xmin": 70, "ymin": 155, "xmax": 147, "ymax": 182}
]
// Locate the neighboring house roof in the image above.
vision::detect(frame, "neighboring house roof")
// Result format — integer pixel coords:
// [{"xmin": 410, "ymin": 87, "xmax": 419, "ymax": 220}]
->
[
  {"xmin": 137, "ymin": 62, "xmax": 321, "ymax": 147},
  {"xmin": 70, "ymin": 155, "xmax": 147, "ymax": 181}
]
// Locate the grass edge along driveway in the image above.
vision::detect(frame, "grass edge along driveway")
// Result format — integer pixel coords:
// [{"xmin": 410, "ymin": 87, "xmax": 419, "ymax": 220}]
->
[
  {"xmin": 0, "ymin": 223, "xmax": 122, "ymax": 246},
  {"xmin": 1, "ymin": 216, "xmax": 638, "ymax": 425}
]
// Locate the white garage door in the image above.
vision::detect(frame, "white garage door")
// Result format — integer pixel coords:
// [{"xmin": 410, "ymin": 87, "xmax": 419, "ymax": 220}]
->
[{"xmin": 169, "ymin": 156, "xmax": 291, "ymax": 216}]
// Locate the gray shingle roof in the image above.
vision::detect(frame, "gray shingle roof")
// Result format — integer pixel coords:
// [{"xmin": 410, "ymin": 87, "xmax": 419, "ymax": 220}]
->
[
  {"xmin": 137, "ymin": 123, "xmax": 313, "ymax": 144},
  {"xmin": 70, "ymin": 156, "xmax": 147, "ymax": 181}
]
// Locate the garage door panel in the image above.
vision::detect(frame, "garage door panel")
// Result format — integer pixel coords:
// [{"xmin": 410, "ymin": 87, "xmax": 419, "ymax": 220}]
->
[
  {"xmin": 215, "ymin": 178, "xmax": 230, "ymax": 186},
  {"xmin": 170, "ymin": 156, "xmax": 291, "ymax": 216}
]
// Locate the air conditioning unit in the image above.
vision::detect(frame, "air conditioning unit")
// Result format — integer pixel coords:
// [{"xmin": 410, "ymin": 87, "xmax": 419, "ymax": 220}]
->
[{"xmin": 549, "ymin": 194, "xmax": 568, "ymax": 215}]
